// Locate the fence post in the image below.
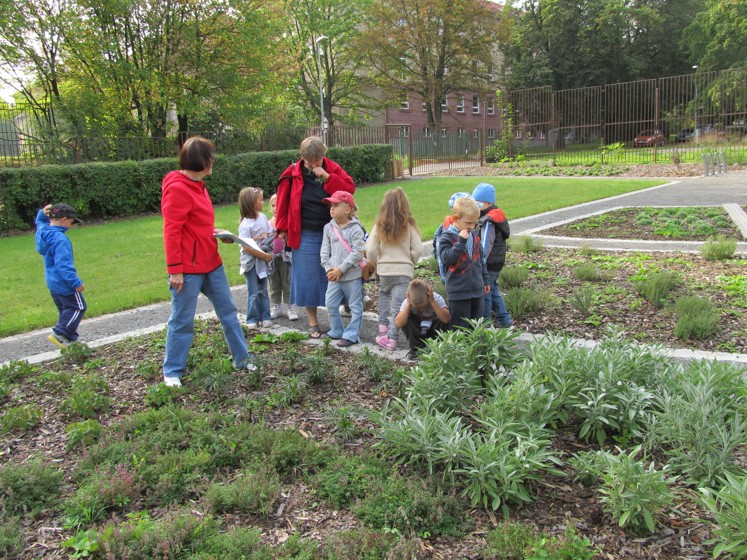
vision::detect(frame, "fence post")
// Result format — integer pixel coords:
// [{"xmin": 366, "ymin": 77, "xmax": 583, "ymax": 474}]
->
[
  {"xmin": 701, "ymin": 153, "xmax": 709, "ymax": 176},
  {"xmin": 407, "ymin": 126, "xmax": 414, "ymax": 177}
]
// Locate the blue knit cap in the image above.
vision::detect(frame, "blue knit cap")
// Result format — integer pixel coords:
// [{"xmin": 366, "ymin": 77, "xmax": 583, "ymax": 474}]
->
[
  {"xmin": 472, "ymin": 183, "xmax": 496, "ymax": 205},
  {"xmin": 448, "ymin": 192, "xmax": 471, "ymax": 209}
]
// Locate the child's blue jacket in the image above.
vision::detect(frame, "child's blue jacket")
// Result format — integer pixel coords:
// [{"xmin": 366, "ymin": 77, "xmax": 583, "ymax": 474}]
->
[{"xmin": 35, "ymin": 210, "xmax": 83, "ymax": 295}]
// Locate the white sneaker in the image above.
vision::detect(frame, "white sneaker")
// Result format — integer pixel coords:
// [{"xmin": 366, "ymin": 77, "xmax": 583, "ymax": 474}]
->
[
  {"xmin": 163, "ymin": 376, "xmax": 182, "ymax": 387},
  {"xmin": 246, "ymin": 322, "xmax": 258, "ymax": 329},
  {"xmin": 242, "ymin": 357, "xmax": 257, "ymax": 372},
  {"xmin": 270, "ymin": 304, "xmax": 282, "ymax": 319},
  {"xmin": 287, "ymin": 305, "xmax": 299, "ymax": 321},
  {"xmin": 261, "ymin": 320, "xmax": 274, "ymax": 329}
]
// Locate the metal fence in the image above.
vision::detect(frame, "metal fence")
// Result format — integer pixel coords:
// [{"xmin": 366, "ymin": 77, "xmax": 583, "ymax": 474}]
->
[{"xmin": 509, "ymin": 67, "xmax": 747, "ymax": 164}]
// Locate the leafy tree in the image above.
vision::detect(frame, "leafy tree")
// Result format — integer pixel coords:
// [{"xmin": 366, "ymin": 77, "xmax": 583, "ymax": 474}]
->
[
  {"xmin": 286, "ymin": 0, "xmax": 373, "ymax": 139},
  {"xmin": 358, "ymin": 0, "xmax": 502, "ymax": 130},
  {"xmin": 684, "ymin": 0, "xmax": 747, "ymax": 71}
]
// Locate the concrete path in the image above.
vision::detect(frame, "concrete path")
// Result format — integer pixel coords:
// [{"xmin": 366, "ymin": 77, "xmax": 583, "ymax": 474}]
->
[{"xmin": 2, "ymin": 173, "xmax": 746, "ymax": 368}]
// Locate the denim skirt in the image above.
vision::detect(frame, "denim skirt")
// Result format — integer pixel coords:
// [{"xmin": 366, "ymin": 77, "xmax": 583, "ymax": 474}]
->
[{"xmin": 289, "ymin": 230, "xmax": 328, "ymax": 307}]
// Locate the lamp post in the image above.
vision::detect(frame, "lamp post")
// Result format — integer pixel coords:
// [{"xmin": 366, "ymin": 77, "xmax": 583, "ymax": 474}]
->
[
  {"xmin": 693, "ymin": 65, "xmax": 699, "ymax": 141},
  {"xmin": 315, "ymin": 35, "xmax": 328, "ymax": 144}
]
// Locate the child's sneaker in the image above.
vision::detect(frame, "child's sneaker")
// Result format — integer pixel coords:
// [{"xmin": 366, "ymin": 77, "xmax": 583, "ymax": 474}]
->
[
  {"xmin": 240, "ymin": 355, "xmax": 257, "ymax": 372},
  {"xmin": 163, "ymin": 376, "xmax": 182, "ymax": 387},
  {"xmin": 260, "ymin": 320, "xmax": 274, "ymax": 329},
  {"xmin": 375, "ymin": 335, "xmax": 397, "ymax": 351},
  {"xmin": 363, "ymin": 295, "xmax": 374, "ymax": 312},
  {"xmin": 48, "ymin": 332, "xmax": 71, "ymax": 349},
  {"xmin": 246, "ymin": 322, "xmax": 258, "ymax": 329},
  {"xmin": 270, "ymin": 304, "xmax": 282, "ymax": 319},
  {"xmin": 287, "ymin": 305, "xmax": 299, "ymax": 321}
]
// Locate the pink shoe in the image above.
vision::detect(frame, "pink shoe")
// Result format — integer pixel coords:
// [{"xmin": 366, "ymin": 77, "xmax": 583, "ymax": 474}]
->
[
  {"xmin": 378, "ymin": 324, "xmax": 388, "ymax": 335},
  {"xmin": 375, "ymin": 335, "xmax": 397, "ymax": 351}
]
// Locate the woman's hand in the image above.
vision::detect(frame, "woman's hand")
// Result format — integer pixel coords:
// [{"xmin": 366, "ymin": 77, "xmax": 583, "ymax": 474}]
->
[
  {"xmin": 312, "ymin": 166, "xmax": 330, "ymax": 183},
  {"xmin": 169, "ymin": 273, "xmax": 184, "ymax": 293}
]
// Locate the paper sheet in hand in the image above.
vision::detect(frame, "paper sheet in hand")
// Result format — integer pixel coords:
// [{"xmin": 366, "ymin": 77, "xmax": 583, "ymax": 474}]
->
[{"xmin": 214, "ymin": 229, "xmax": 262, "ymax": 252}]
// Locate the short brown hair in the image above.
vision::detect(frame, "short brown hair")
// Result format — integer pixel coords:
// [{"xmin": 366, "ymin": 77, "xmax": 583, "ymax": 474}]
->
[
  {"xmin": 238, "ymin": 186, "xmax": 263, "ymax": 220},
  {"xmin": 179, "ymin": 136, "xmax": 215, "ymax": 172},
  {"xmin": 300, "ymin": 136, "xmax": 327, "ymax": 160},
  {"xmin": 452, "ymin": 197, "xmax": 479, "ymax": 221},
  {"xmin": 407, "ymin": 279, "xmax": 430, "ymax": 311}
]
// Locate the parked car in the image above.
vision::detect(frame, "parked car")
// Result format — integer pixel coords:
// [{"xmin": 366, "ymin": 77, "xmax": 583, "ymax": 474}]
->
[
  {"xmin": 675, "ymin": 128, "xmax": 694, "ymax": 143},
  {"xmin": 633, "ymin": 129, "xmax": 665, "ymax": 147}
]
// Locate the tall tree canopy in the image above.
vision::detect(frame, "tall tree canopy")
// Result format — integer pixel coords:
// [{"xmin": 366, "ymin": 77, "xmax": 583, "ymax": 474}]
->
[
  {"xmin": 684, "ymin": 0, "xmax": 747, "ymax": 71},
  {"xmin": 504, "ymin": 0, "xmax": 705, "ymax": 91},
  {"xmin": 358, "ymin": 0, "xmax": 503, "ymax": 129}
]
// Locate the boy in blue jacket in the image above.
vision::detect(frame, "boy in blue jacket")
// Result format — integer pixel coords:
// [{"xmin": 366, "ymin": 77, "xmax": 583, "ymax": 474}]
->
[
  {"xmin": 438, "ymin": 196, "xmax": 490, "ymax": 330},
  {"xmin": 35, "ymin": 203, "xmax": 87, "ymax": 348}
]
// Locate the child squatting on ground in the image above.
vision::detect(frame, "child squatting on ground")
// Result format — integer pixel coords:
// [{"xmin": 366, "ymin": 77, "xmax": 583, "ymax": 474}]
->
[
  {"xmin": 366, "ymin": 187, "xmax": 422, "ymax": 352},
  {"xmin": 472, "ymin": 182, "xmax": 513, "ymax": 329},
  {"xmin": 320, "ymin": 190, "xmax": 366, "ymax": 347},
  {"xmin": 438, "ymin": 196, "xmax": 491, "ymax": 330},
  {"xmin": 394, "ymin": 279, "xmax": 451, "ymax": 360},
  {"xmin": 268, "ymin": 193, "xmax": 298, "ymax": 321},
  {"xmin": 35, "ymin": 203, "xmax": 87, "ymax": 348},
  {"xmin": 237, "ymin": 187, "xmax": 275, "ymax": 329}
]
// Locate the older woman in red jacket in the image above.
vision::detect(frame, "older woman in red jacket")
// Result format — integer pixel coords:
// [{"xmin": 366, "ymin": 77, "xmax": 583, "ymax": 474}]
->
[{"xmin": 275, "ymin": 136, "xmax": 354, "ymax": 338}]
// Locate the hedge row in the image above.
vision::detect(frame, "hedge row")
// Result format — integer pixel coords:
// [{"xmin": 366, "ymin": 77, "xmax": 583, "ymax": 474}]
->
[{"xmin": 0, "ymin": 144, "xmax": 393, "ymax": 233}]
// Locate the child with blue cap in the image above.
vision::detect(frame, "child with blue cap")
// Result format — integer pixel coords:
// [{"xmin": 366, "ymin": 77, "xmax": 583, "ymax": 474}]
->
[
  {"xmin": 433, "ymin": 192, "xmax": 471, "ymax": 283},
  {"xmin": 471, "ymin": 183, "xmax": 512, "ymax": 328}
]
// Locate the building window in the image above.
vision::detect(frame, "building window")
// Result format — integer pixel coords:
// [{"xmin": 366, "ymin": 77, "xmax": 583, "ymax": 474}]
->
[
  {"xmin": 473, "ymin": 128, "xmax": 480, "ymax": 138},
  {"xmin": 400, "ymin": 99, "xmax": 410, "ymax": 111},
  {"xmin": 401, "ymin": 126, "xmax": 409, "ymax": 138},
  {"xmin": 472, "ymin": 95, "xmax": 480, "ymax": 114},
  {"xmin": 423, "ymin": 127, "xmax": 431, "ymax": 138},
  {"xmin": 457, "ymin": 128, "xmax": 465, "ymax": 138},
  {"xmin": 441, "ymin": 127, "xmax": 447, "ymax": 137},
  {"xmin": 441, "ymin": 98, "xmax": 448, "ymax": 111},
  {"xmin": 487, "ymin": 97, "xmax": 495, "ymax": 116},
  {"xmin": 487, "ymin": 129, "xmax": 495, "ymax": 139},
  {"xmin": 487, "ymin": 65, "xmax": 494, "ymax": 81},
  {"xmin": 456, "ymin": 95, "xmax": 465, "ymax": 113}
]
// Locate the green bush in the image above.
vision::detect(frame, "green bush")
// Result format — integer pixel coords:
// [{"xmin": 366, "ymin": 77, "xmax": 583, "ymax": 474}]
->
[
  {"xmin": 674, "ymin": 296, "xmax": 719, "ymax": 340},
  {"xmin": 0, "ymin": 458, "xmax": 63, "ymax": 517},
  {"xmin": 0, "ymin": 517, "xmax": 24, "ymax": 558},
  {"xmin": 322, "ymin": 528, "xmax": 402, "ymax": 560},
  {"xmin": 0, "ymin": 144, "xmax": 391, "ymax": 233},
  {"xmin": 509, "ymin": 235, "xmax": 543, "ymax": 253},
  {"xmin": 700, "ymin": 472, "xmax": 747, "ymax": 559},
  {"xmin": 569, "ymin": 285, "xmax": 598, "ymax": 314},
  {"xmin": 503, "ymin": 286, "xmax": 552, "ymax": 318},
  {"xmin": 354, "ymin": 475, "xmax": 466, "ymax": 538},
  {"xmin": 498, "ymin": 266, "xmax": 529, "ymax": 289},
  {"xmin": 635, "ymin": 271, "xmax": 680, "ymax": 308},
  {"xmin": 572, "ymin": 263, "xmax": 609, "ymax": 282},
  {"xmin": 204, "ymin": 468, "xmax": 281, "ymax": 516},
  {"xmin": 701, "ymin": 235, "xmax": 737, "ymax": 260},
  {"xmin": 0, "ymin": 404, "xmax": 43, "ymax": 434},
  {"xmin": 66, "ymin": 419, "xmax": 103, "ymax": 450},
  {"xmin": 60, "ymin": 374, "xmax": 111, "ymax": 418},
  {"xmin": 313, "ymin": 455, "xmax": 391, "ymax": 509},
  {"xmin": 484, "ymin": 522, "xmax": 535, "ymax": 560},
  {"xmin": 526, "ymin": 525, "xmax": 596, "ymax": 560}
]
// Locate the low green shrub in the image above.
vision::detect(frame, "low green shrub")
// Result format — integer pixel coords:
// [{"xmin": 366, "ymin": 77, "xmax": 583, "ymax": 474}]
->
[
  {"xmin": 701, "ymin": 235, "xmax": 737, "ymax": 260},
  {"xmin": 700, "ymin": 472, "xmax": 747, "ymax": 560},
  {"xmin": 301, "ymin": 351, "xmax": 335, "ymax": 385},
  {"xmin": 190, "ymin": 357, "xmax": 235, "ymax": 397},
  {"xmin": 503, "ymin": 286, "xmax": 552, "ymax": 318},
  {"xmin": 674, "ymin": 296, "xmax": 719, "ymax": 340},
  {"xmin": 0, "ymin": 517, "xmax": 24, "ymax": 558},
  {"xmin": 60, "ymin": 374, "xmax": 111, "ymax": 418},
  {"xmin": 483, "ymin": 521, "xmax": 535, "ymax": 560},
  {"xmin": 572, "ymin": 263, "xmax": 609, "ymax": 282},
  {"xmin": 498, "ymin": 266, "xmax": 529, "ymax": 289},
  {"xmin": 526, "ymin": 525, "xmax": 596, "ymax": 560},
  {"xmin": 313, "ymin": 455, "xmax": 391, "ymax": 509},
  {"xmin": 66, "ymin": 419, "xmax": 103, "ymax": 450},
  {"xmin": 354, "ymin": 475, "xmax": 466, "ymax": 538},
  {"xmin": 509, "ymin": 235, "xmax": 543, "ymax": 253},
  {"xmin": 204, "ymin": 467, "xmax": 281, "ymax": 516},
  {"xmin": 60, "ymin": 342, "xmax": 93, "ymax": 365},
  {"xmin": 0, "ymin": 458, "xmax": 63, "ymax": 516},
  {"xmin": 597, "ymin": 447, "xmax": 675, "ymax": 534},
  {"xmin": 0, "ymin": 404, "xmax": 43, "ymax": 434},
  {"xmin": 0, "ymin": 360, "xmax": 36, "ymax": 384},
  {"xmin": 64, "ymin": 465, "xmax": 139, "ymax": 528},
  {"xmin": 144, "ymin": 382, "xmax": 182, "ymax": 408},
  {"xmin": 569, "ymin": 285, "xmax": 598, "ymax": 314},
  {"xmin": 635, "ymin": 271, "xmax": 679, "ymax": 308},
  {"xmin": 322, "ymin": 528, "xmax": 402, "ymax": 560}
]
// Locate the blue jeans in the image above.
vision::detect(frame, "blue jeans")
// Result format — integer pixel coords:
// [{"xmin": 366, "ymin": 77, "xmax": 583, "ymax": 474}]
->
[
  {"xmin": 244, "ymin": 269, "xmax": 271, "ymax": 324},
  {"xmin": 484, "ymin": 270, "xmax": 512, "ymax": 327},
  {"xmin": 163, "ymin": 266, "xmax": 249, "ymax": 380},
  {"xmin": 325, "ymin": 278, "xmax": 363, "ymax": 342}
]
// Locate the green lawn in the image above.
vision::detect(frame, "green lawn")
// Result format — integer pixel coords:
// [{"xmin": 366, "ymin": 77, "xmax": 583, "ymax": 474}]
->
[{"xmin": 0, "ymin": 176, "xmax": 663, "ymax": 336}]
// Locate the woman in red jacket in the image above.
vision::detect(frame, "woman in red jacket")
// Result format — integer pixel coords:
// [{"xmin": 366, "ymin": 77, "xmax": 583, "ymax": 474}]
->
[
  {"xmin": 275, "ymin": 136, "xmax": 355, "ymax": 338},
  {"xmin": 161, "ymin": 136, "xmax": 255, "ymax": 386}
]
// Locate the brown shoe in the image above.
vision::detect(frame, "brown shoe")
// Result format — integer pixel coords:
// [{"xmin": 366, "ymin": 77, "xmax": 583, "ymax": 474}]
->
[{"xmin": 336, "ymin": 338, "xmax": 357, "ymax": 348}]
